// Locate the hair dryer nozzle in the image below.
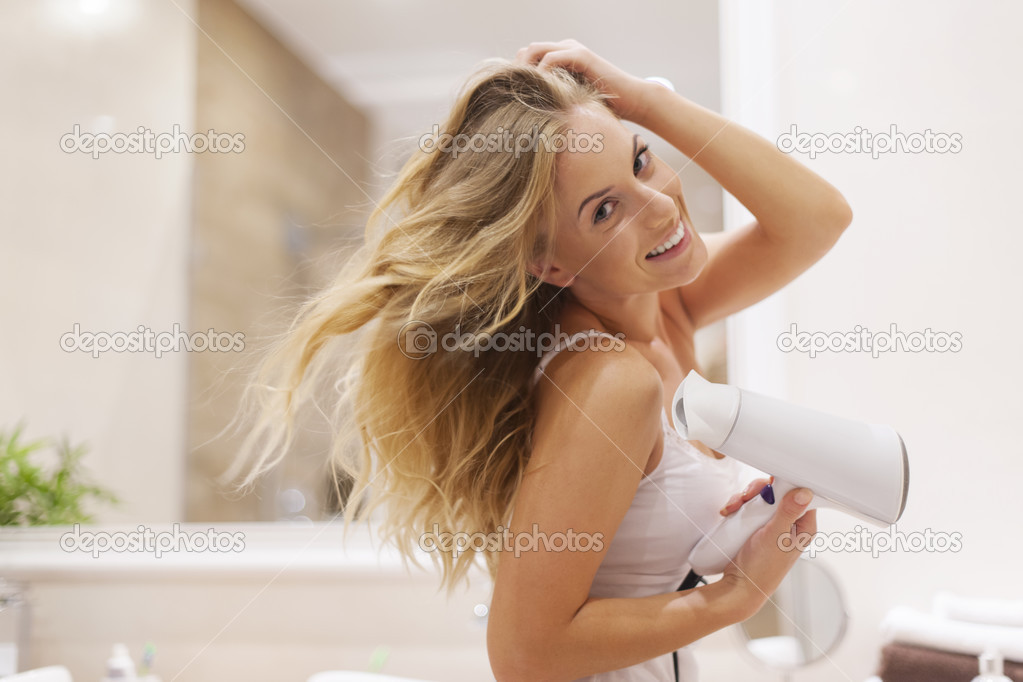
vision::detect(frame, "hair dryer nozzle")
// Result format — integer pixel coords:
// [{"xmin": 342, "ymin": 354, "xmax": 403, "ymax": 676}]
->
[
  {"xmin": 671, "ymin": 370, "xmax": 742, "ymax": 449},
  {"xmin": 672, "ymin": 371, "xmax": 910, "ymax": 526},
  {"xmin": 895, "ymin": 432, "xmax": 910, "ymax": 522}
]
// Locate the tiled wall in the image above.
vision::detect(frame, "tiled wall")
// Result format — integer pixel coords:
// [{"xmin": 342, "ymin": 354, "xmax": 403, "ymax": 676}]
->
[{"xmin": 187, "ymin": 0, "xmax": 371, "ymax": 522}]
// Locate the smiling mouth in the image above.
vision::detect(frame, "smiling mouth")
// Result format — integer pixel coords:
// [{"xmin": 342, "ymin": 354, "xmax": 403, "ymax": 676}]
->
[{"xmin": 645, "ymin": 221, "xmax": 686, "ymax": 259}]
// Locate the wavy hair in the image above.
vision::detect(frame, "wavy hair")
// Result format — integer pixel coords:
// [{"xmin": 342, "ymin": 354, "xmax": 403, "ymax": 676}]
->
[{"xmin": 222, "ymin": 58, "xmax": 616, "ymax": 593}]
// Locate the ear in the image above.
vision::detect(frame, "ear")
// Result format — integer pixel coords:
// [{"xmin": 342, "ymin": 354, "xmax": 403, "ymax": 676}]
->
[{"xmin": 527, "ymin": 257, "xmax": 576, "ymax": 287}]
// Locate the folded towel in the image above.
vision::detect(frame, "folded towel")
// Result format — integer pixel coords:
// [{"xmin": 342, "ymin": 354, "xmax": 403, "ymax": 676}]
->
[
  {"xmin": 876, "ymin": 642, "xmax": 1023, "ymax": 682},
  {"xmin": 880, "ymin": 606, "xmax": 1023, "ymax": 662},
  {"xmin": 934, "ymin": 592, "xmax": 1023, "ymax": 628}
]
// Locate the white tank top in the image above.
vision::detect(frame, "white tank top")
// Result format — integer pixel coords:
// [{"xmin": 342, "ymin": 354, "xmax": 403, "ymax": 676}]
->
[{"xmin": 531, "ymin": 330, "xmax": 747, "ymax": 682}]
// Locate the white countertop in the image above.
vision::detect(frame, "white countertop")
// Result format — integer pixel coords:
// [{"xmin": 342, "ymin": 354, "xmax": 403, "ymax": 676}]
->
[{"xmin": 0, "ymin": 521, "xmax": 469, "ymax": 582}]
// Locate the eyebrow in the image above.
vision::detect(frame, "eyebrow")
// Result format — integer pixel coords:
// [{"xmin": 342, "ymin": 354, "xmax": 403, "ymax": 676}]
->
[{"xmin": 577, "ymin": 134, "xmax": 640, "ymax": 221}]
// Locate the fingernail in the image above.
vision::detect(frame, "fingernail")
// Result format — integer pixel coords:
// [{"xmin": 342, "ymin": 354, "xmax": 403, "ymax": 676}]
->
[{"xmin": 794, "ymin": 489, "xmax": 813, "ymax": 505}]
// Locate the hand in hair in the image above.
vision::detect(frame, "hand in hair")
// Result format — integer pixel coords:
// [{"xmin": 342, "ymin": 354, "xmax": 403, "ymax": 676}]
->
[{"xmin": 514, "ymin": 39, "xmax": 659, "ymax": 125}]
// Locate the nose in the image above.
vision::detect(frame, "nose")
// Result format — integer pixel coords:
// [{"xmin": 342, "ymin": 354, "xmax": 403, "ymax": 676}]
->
[{"xmin": 635, "ymin": 185, "xmax": 678, "ymax": 233}]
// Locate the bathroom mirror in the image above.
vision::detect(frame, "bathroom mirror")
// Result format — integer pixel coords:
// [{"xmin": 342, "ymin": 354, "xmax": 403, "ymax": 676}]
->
[
  {"xmin": 736, "ymin": 557, "xmax": 848, "ymax": 676},
  {"xmin": 3, "ymin": 0, "xmax": 728, "ymax": 526},
  {"xmin": 178, "ymin": 1, "xmax": 730, "ymax": 522}
]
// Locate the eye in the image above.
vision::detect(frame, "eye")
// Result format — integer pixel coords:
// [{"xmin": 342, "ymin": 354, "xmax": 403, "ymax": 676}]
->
[
  {"xmin": 593, "ymin": 145, "xmax": 654, "ymax": 225},
  {"xmin": 634, "ymin": 145, "xmax": 652, "ymax": 174},
  {"xmin": 593, "ymin": 199, "xmax": 617, "ymax": 223}
]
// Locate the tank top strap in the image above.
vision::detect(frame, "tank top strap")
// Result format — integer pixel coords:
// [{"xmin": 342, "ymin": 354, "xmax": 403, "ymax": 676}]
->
[{"xmin": 532, "ymin": 329, "xmax": 623, "ymax": 384}]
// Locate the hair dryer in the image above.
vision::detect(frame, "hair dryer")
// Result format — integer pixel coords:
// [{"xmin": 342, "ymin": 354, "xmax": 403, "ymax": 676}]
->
[{"xmin": 671, "ymin": 370, "xmax": 909, "ymax": 576}]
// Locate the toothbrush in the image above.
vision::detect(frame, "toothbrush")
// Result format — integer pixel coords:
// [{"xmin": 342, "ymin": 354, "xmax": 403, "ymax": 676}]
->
[
  {"xmin": 139, "ymin": 642, "xmax": 156, "ymax": 676},
  {"xmin": 367, "ymin": 645, "xmax": 389, "ymax": 673}
]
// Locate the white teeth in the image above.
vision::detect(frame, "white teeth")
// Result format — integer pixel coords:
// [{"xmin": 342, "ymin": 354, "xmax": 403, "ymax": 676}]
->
[{"xmin": 646, "ymin": 222, "xmax": 685, "ymax": 258}]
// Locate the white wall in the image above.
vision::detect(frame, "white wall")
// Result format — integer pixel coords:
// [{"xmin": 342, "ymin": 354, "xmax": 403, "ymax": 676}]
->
[
  {"xmin": 0, "ymin": 0, "xmax": 194, "ymax": 522},
  {"xmin": 705, "ymin": 1, "xmax": 1023, "ymax": 680}
]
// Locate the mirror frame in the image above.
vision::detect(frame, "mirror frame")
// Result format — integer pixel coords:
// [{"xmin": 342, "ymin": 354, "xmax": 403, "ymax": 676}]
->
[{"xmin": 733, "ymin": 556, "xmax": 850, "ymax": 673}]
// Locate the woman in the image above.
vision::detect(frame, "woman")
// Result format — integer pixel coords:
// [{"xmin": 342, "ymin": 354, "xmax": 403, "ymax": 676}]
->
[{"xmin": 226, "ymin": 40, "xmax": 849, "ymax": 681}]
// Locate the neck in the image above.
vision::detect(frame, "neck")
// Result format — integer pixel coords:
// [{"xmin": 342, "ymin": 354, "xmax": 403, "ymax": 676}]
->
[{"xmin": 565, "ymin": 288, "xmax": 665, "ymax": 344}]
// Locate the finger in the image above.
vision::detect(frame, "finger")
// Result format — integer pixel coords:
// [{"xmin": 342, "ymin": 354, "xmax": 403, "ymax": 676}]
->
[
  {"xmin": 719, "ymin": 477, "xmax": 772, "ymax": 516},
  {"xmin": 740, "ymin": 476, "xmax": 773, "ymax": 502},
  {"xmin": 794, "ymin": 508, "xmax": 817, "ymax": 539},
  {"xmin": 788, "ymin": 510, "xmax": 817, "ymax": 553},
  {"xmin": 534, "ymin": 49, "xmax": 594, "ymax": 79},
  {"xmin": 719, "ymin": 493, "xmax": 743, "ymax": 516},
  {"xmin": 515, "ymin": 40, "xmax": 576, "ymax": 66},
  {"xmin": 766, "ymin": 487, "xmax": 814, "ymax": 540},
  {"xmin": 532, "ymin": 43, "xmax": 595, "ymax": 77}
]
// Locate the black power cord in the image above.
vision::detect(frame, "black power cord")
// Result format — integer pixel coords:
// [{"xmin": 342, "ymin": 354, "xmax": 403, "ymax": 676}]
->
[{"xmin": 672, "ymin": 569, "xmax": 707, "ymax": 682}]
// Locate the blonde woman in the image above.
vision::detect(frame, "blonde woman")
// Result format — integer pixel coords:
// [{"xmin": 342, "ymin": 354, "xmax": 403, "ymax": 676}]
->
[{"xmin": 227, "ymin": 39, "xmax": 849, "ymax": 681}]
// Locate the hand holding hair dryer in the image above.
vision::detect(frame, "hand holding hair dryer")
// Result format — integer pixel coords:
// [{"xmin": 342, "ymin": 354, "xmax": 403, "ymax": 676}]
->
[{"xmin": 671, "ymin": 370, "xmax": 910, "ymax": 576}]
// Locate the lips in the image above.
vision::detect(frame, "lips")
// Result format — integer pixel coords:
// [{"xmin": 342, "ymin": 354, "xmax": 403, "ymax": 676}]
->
[{"xmin": 645, "ymin": 221, "xmax": 688, "ymax": 259}]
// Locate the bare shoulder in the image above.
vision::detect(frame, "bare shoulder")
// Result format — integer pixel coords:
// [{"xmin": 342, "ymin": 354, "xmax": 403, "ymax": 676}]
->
[{"xmin": 530, "ymin": 339, "xmax": 663, "ymax": 474}]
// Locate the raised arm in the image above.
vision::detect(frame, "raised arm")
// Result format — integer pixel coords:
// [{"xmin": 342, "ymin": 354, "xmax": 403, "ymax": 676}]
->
[{"xmin": 635, "ymin": 86, "xmax": 853, "ymax": 330}]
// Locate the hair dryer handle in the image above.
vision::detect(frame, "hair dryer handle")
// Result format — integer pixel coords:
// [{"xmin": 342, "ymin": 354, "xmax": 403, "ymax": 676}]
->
[{"xmin": 687, "ymin": 479, "xmax": 812, "ymax": 575}]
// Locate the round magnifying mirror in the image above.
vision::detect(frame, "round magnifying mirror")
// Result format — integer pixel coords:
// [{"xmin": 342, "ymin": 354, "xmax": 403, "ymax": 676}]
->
[{"xmin": 736, "ymin": 557, "xmax": 848, "ymax": 675}]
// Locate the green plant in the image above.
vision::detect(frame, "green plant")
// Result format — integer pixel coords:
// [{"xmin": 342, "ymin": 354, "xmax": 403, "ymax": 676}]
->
[{"xmin": 0, "ymin": 422, "xmax": 119, "ymax": 526}]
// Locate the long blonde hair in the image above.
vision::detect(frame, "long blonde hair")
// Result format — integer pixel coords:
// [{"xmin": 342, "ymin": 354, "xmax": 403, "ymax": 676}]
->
[{"xmin": 223, "ymin": 59, "xmax": 616, "ymax": 592}]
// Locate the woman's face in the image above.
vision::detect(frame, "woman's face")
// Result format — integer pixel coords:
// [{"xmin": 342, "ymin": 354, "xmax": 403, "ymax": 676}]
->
[{"xmin": 543, "ymin": 103, "xmax": 708, "ymax": 301}]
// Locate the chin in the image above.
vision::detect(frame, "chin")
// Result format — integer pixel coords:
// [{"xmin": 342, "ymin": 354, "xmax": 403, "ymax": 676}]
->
[{"xmin": 665, "ymin": 236, "xmax": 709, "ymax": 288}]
